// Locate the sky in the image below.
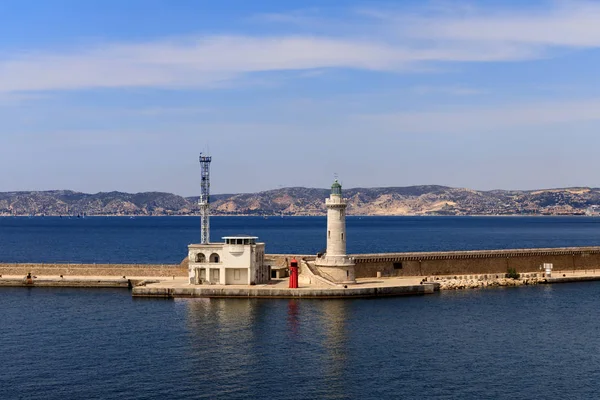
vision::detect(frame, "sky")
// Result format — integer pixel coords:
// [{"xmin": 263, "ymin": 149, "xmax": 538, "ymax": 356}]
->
[{"xmin": 2, "ymin": 0, "xmax": 600, "ymax": 195}]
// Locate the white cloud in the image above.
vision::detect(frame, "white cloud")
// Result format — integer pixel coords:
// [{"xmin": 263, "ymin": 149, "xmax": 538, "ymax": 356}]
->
[
  {"xmin": 0, "ymin": 36, "xmax": 411, "ymax": 93},
  {"xmin": 397, "ymin": 1, "xmax": 600, "ymax": 47},
  {"xmin": 2, "ymin": 1, "xmax": 600, "ymax": 94},
  {"xmin": 0, "ymin": 34, "xmax": 544, "ymax": 95}
]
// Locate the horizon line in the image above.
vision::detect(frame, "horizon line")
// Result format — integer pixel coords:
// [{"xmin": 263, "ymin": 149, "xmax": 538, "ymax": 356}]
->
[{"xmin": 1, "ymin": 185, "xmax": 598, "ymax": 197}]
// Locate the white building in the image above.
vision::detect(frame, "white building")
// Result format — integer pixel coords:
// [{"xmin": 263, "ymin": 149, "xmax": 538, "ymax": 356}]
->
[
  {"xmin": 314, "ymin": 180, "xmax": 356, "ymax": 284},
  {"xmin": 188, "ymin": 235, "xmax": 269, "ymax": 285}
]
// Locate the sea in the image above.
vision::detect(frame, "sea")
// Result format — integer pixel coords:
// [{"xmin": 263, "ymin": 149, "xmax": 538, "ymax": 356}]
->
[{"xmin": 2, "ymin": 216, "xmax": 600, "ymax": 399}]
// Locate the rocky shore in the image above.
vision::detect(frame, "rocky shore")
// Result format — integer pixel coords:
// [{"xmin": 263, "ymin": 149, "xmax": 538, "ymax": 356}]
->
[{"xmin": 427, "ymin": 273, "xmax": 542, "ymax": 290}]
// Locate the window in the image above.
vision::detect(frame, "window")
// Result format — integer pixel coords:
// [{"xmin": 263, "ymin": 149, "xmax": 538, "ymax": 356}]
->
[
  {"xmin": 328, "ymin": 230, "xmax": 331, "ymax": 239},
  {"xmin": 210, "ymin": 253, "xmax": 220, "ymax": 263},
  {"xmin": 341, "ymin": 233, "xmax": 344, "ymax": 241},
  {"xmin": 195, "ymin": 253, "xmax": 206, "ymax": 263},
  {"xmin": 393, "ymin": 262, "xmax": 403, "ymax": 270}
]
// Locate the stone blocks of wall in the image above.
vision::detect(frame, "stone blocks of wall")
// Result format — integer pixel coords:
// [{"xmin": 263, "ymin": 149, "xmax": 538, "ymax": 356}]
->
[
  {"xmin": 353, "ymin": 248, "xmax": 600, "ymax": 278},
  {"xmin": 0, "ymin": 263, "xmax": 187, "ymax": 277}
]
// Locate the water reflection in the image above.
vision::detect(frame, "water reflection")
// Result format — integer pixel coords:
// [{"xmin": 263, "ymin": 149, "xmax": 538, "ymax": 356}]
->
[
  {"xmin": 318, "ymin": 300, "xmax": 350, "ymax": 399},
  {"xmin": 182, "ymin": 298, "xmax": 260, "ymax": 398},
  {"xmin": 180, "ymin": 298, "xmax": 353, "ymax": 399},
  {"xmin": 287, "ymin": 300, "xmax": 300, "ymax": 337}
]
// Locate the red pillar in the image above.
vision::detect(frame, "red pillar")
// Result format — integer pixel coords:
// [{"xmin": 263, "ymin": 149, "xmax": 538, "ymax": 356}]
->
[{"xmin": 289, "ymin": 258, "xmax": 298, "ymax": 289}]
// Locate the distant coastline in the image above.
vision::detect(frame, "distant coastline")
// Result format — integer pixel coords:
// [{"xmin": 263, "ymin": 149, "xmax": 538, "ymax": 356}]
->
[
  {"xmin": 1, "ymin": 214, "xmax": 595, "ymax": 219},
  {"xmin": 1, "ymin": 185, "xmax": 599, "ymax": 216}
]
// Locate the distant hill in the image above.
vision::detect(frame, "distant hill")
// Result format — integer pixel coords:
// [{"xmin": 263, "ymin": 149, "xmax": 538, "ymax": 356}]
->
[{"xmin": 1, "ymin": 186, "xmax": 600, "ymax": 216}]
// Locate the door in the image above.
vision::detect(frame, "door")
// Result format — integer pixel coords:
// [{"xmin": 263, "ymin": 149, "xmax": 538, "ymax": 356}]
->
[{"xmin": 211, "ymin": 268, "xmax": 220, "ymax": 283}]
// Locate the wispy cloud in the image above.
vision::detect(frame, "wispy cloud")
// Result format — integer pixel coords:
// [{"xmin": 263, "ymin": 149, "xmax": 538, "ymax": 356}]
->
[
  {"xmin": 0, "ymin": 36, "xmax": 412, "ymax": 93},
  {"xmin": 394, "ymin": 1, "xmax": 600, "ymax": 47},
  {"xmin": 357, "ymin": 98, "xmax": 600, "ymax": 133},
  {"xmin": 124, "ymin": 106, "xmax": 213, "ymax": 117},
  {"xmin": 2, "ymin": 1, "xmax": 600, "ymax": 94},
  {"xmin": 0, "ymin": 92, "xmax": 49, "ymax": 106},
  {"xmin": 412, "ymin": 85, "xmax": 483, "ymax": 96}
]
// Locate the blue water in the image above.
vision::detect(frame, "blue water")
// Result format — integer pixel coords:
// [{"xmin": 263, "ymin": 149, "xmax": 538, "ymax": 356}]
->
[
  {"xmin": 2, "ymin": 216, "xmax": 600, "ymax": 263},
  {"xmin": 3, "ymin": 216, "xmax": 600, "ymax": 399},
  {"xmin": 2, "ymin": 284, "xmax": 600, "ymax": 399}
]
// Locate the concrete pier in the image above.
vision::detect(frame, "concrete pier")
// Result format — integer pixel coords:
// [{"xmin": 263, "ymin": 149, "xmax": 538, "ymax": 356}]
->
[
  {"xmin": 132, "ymin": 278, "xmax": 439, "ymax": 299},
  {"xmin": 544, "ymin": 275, "xmax": 600, "ymax": 284},
  {"xmin": 4, "ymin": 270, "xmax": 600, "ymax": 298}
]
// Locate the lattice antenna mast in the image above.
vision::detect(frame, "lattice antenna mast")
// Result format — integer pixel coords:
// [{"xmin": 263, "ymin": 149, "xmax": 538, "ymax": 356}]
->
[{"xmin": 199, "ymin": 153, "xmax": 212, "ymax": 244}]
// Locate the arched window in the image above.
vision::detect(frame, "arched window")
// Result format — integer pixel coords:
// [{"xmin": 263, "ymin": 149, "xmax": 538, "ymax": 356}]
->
[
  {"xmin": 195, "ymin": 253, "xmax": 206, "ymax": 263},
  {"xmin": 210, "ymin": 253, "xmax": 220, "ymax": 263}
]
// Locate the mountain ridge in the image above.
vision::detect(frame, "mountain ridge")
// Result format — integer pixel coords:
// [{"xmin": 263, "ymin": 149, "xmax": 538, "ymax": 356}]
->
[{"xmin": 1, "ymin": 186, "xmax": 600, "ymax": 216}]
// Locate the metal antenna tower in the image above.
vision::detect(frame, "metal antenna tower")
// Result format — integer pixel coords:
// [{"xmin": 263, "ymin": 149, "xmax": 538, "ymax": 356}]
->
[{"xmin": 199, "ymin": 153, "xmax": 212, "ymax": 244}]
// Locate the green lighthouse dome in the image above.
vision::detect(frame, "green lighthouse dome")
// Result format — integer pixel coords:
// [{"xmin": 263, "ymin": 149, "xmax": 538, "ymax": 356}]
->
[{"xmin": 331, "ymin": 179, "xmax": 342, "ymax": 196}]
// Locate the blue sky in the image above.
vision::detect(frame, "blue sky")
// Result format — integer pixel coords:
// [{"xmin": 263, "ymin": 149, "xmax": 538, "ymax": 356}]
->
[{"xmin": 2, "ymin": 0, "xmax": 600, "ymax": 195}]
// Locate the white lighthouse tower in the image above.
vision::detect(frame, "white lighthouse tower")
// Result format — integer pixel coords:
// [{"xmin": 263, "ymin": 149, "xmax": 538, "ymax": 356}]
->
[{"xmin": 315, "ymin": 179, "xmax": 356, "ymax": 284}]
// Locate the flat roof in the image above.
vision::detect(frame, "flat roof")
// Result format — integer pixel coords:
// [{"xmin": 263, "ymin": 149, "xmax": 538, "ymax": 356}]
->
[
  {"xmin": 222, "ymin": 235, "xmax": 259, "ymax": 239},
  {"xmin": 188, "ymin": 243, "xmax": 224, "ymax": 248}
]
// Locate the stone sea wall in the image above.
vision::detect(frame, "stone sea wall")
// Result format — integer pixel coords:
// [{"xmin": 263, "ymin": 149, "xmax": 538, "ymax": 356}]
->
[
  {"xmin": 352, "ymin": 247, "xmax": 600, "ymax": 278},
  {"xmin": 0, "ymin": 263, "xmax": 187, "ymax": 277},
  {"xmin": 5, "ymin": 246, "xmax": 600, "ymax": 280},
  {"xmin": 266, "ymin": 248, "xmax": 600, "ymax": 279}
]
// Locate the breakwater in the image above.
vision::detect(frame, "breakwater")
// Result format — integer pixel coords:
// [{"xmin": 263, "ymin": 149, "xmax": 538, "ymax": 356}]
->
[
  {"xmin": 430, "ymin": 273, "xmax": 541, "ymax": 290},
  {"xmin": 267, "ymin": 247, "xmax": 600, "ymax": 278},
  {"xmin": 6, "ymin": 246, "xmax": 600, "ymax": 280},
  {"xmin": 352, "ymin": 246, "xmax": 600, "ymax": 277},
  {"xmin": 5, "ymin": 246, "xmax": 596, "ymax": 280},
  {"xmin": 0, "ymin": 263, "xmax": 187, "ymax": 277}
]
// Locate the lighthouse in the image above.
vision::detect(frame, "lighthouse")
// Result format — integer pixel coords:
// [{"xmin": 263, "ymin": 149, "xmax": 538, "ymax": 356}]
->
[
  {"xmin": 325, "ymin": 180, "xmax": 348, "ymax": 257},
  {"xmin": 314, "ymin": 179, "xmax": 356, "ymax": 284}
]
